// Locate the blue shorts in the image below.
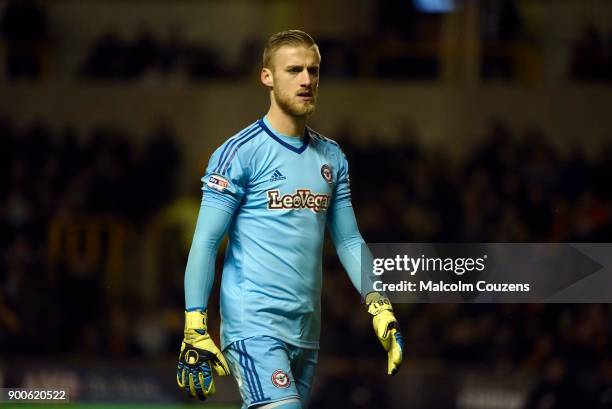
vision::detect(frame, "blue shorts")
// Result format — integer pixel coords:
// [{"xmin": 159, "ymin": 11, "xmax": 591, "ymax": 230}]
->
[{"xmin": 224, "ymin": 336, "xmax": 318, "ymax": 408}]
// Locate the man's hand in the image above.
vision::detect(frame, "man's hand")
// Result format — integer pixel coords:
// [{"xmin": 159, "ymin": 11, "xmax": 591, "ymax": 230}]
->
[
  {"xmin": 177, "ymin": 310, "xmax": 230, "ymax": 399},
  {"xmin": 366, "ymin": 292, "xmax": 404, "ymax": 375}
]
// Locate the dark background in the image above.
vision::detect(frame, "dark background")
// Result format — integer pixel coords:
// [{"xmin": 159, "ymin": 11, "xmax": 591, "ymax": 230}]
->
[{"xmin": 0, "ymin": 0, "xmax": 611, "ymax": 408}]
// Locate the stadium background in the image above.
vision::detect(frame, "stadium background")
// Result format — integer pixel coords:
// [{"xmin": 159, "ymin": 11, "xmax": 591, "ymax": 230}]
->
[{"xmin": 0, "ymin": 0, "xmax": 611, "ymax": 408}]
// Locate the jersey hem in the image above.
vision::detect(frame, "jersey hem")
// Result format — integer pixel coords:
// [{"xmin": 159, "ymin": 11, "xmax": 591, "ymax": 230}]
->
[
  {"xmin": 248, "ymin": 395, "xmax": 301, "ymax": 409},
  {"xmin": 222, "ymin": 333, "xmax": 320, "ymax": 351}
]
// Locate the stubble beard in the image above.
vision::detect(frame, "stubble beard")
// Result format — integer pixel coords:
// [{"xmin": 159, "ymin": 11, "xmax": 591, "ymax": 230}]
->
[{"xmin": 273, "ymin": 87, "xmax": 316, "ymax": 118}]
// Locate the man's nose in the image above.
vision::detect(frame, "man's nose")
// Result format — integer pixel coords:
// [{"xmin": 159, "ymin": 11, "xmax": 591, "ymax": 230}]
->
[{"xmin": 299, "ymin": 69, "xmax": 312, "ymax": 86}]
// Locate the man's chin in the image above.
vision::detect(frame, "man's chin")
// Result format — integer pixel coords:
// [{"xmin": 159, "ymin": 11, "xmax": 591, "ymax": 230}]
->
[
  {"xmin": 297, "ymin": 100, "xmax": 317, "ymax": 115},
  {"xmin": 298, "ymin": 106, "xmax": 316, "ymax": 117},
  {"xmin": 284, "ymin": 104, "xmax": 316, "ymax": 118}
]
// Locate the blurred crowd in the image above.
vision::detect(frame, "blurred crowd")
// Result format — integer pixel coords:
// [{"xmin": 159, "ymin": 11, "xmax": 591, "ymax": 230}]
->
[
  {"xmin": 344, "ymin": 121, "xmax": 610, "ymax": 242},
  {"xmin": 0, "ymin": 116, "xmax": 610, "ymax": 407},
  {"xmin": 77, "ymin": 29, "xmax": 261, "ymax": 81},
  {"xmin": 0, "ymin": 115, "xmax": 181, "ymax": 357},
  {"xmin": 3, "ymin": 0, "xmax": 612, "ymax": 82}
]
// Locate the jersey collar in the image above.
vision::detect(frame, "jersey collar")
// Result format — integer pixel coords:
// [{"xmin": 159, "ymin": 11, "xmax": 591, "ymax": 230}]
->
[{"xmin": 258, "ymin": 118, "xmax": 309, "ymax": 154}]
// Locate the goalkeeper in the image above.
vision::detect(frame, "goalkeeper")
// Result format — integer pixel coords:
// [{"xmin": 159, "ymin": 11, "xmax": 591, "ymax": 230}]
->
[{"xmin": 177, "ymin": 30, "xmax": 403, "ymax": 409}]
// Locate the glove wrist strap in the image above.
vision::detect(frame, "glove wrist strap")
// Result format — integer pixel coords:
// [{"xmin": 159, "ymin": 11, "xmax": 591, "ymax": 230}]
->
[
  {"xmin": 366, "ymin": 292, "xmax": 393, "ymax": 316},
  {"xmin": 185, "ymin": 310, "xmax": 208, "ymax": 331}
]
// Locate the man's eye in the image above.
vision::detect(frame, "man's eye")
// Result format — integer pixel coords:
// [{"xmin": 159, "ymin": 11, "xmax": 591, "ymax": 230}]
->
[{"xmin": 308, "ymin": 68, "xmax": 319, "ymax": 75}]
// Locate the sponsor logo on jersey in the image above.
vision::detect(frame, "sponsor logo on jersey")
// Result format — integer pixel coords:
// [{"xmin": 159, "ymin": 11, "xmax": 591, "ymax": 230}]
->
[
  {"xmin": 271, "ymin": 369, "xmax": 291, "ymax": 389},
  {"xmin": 269, "ymin": 169, "xmax": 286, "ymax": 182},
  {"xmin": 207, "ymin": 174, "xmax": 229, "ymax": 192},
  {"xmin": 321, "ymin": 164, "xmax": 333, "ymax": 184},
  {"xmin": 267, "ymin": 189, "xmax": 329, "ymax": 213}
]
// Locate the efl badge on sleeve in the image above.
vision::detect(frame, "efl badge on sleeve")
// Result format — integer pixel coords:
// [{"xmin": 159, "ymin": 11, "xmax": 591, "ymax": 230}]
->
[{"xmin": 207, "ymin": 174, "xmax": 230, "ymax": 192}]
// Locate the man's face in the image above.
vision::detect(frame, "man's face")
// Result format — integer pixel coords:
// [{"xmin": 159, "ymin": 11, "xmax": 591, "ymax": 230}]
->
[{"xmin": 266, "ymin": 45, "xmax": 320, "ymax": 118}]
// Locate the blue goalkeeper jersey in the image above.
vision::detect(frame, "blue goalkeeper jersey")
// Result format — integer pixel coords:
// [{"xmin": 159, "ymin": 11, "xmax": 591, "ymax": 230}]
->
[{"xmin": 202, "ymin": 117, "xmax": 352, "ymax": 350}]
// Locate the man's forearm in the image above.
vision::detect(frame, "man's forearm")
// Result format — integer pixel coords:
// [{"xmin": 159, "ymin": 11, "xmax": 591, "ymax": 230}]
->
[
  {"xmin": 328, "ymin": 205, "xmax": 375, "ymax": 296},
  {"xmin": 184, "ymin": 204, "xmax": 233, "ymax": 310}
]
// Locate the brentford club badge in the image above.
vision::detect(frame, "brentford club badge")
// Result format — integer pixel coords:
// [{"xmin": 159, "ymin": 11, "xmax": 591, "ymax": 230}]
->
[
  {"xmin": 321, "ymin": 164, "xmax": 333, "ymax": 184},
  {"xmin": 271, "ymin": 369, "xmax": 291, "ymax": 388}
]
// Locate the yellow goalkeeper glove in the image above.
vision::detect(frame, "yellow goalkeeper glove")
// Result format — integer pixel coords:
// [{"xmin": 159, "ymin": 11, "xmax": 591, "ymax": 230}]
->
[
  {"xmin": 176, "ymin": 310, "xmax": 230, "ymax": 400},
  {"xmin": 366, "ymin": 292, "xmax": 404, "ymax": 375}
]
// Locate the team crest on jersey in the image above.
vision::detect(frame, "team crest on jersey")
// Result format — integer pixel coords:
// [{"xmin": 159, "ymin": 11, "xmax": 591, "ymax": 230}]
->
[
  {"xmin": 207, "ymin": 174, "xmax": 229, "ymax": 192},
  {"xmin": 271, "ymin": 369, "xmax": 291, "ymax": 389},
  {"xmin": 321, "ymin": 164, "xmax": 333, "ymax": 184},
  {"xmin": 267, "ymin": 189, "xmax": 329, "ymax": 213}
]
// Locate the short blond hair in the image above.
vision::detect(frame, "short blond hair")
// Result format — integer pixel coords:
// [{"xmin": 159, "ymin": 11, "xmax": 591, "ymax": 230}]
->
[{"xmin": 262, "ymin": 30, "xmax": 318, "ymax": 69}]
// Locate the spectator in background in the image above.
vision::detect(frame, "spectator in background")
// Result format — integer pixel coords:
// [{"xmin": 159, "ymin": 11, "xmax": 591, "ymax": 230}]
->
[
  {"xmin": 0, "ymin": 0, "xmax": 48, "ymax": 80},
  {"xmin": 78, "ymin": 28, "xmax": 163, "ymax": 80},
  {"xmin": 570, "ymin": 23, "xmax": 607, "ymax": 80},
  {"xmin": 127, "ymin": 27, "xmax": 160, "ymax": 79},
  {"xmin": 375, "ymin": 0, "xmax": 441, "ymax": 78},
  {"xmin": 78, "ymin": 32, "xmax": 129, "ymax": 79},
  {"xmin": 607, "ymin": 29, "xmax": 612, "ymax": 79},
  {"xmin": 480, "ymin": 0, "xmax": 525, "ymax": 79},
  {"xmin": 158, "ymin": 26, "xmax": 184, "ymax": 78}
]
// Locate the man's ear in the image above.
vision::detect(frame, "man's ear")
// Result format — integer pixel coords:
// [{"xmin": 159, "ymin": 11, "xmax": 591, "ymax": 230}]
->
[{"xmin": 261, "ymin": 67, "xmax": 274, "ymax": 87}]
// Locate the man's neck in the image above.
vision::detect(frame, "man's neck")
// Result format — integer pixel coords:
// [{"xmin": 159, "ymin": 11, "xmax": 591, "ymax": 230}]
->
[{"xmin": 265, "ymin": 106, "xmax": 307, "ymax": 138}]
